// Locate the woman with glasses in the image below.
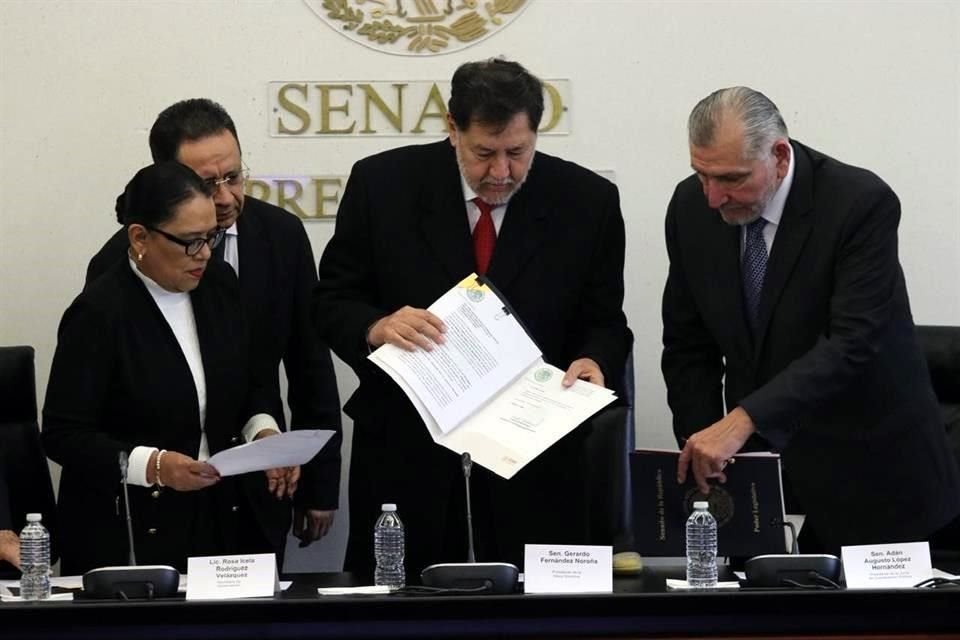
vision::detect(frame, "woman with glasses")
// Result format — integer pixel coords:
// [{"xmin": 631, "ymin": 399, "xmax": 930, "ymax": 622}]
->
[{"xmin": 43, "ymin": 162, "xmax": 292, "ymax": 574}]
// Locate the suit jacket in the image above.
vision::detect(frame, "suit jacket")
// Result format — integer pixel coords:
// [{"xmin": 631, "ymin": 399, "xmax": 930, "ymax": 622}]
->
[
  {"xmin": 43, "ymin": 260, "xmax": 278, "ymax": 573},
  {"xmin": 86, "ymin": 197, "xmax": 342, "ymax": 514},
  {"xmin": 315, "ymin": 139, "xmax": 631, "ymax": 574},
  {"xmin": 661, "ymin": 140, "xmax": 960, "ymax": 550}
]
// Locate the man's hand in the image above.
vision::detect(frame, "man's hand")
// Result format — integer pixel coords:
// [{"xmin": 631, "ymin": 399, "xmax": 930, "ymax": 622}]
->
[
  {"xmin": 293, "ymin": 508, "xmax": 336, "ymax": 546},
  {"xmin": 0, "ymin": 529, "xmax": 20, "ymax": 568},
  {"xmin": 149, "ymin": 450, "xmax": 220, "ymax": 491},
  {"xmin": 562, "ymin": 358, "xmax": 604, "ymax": 387},
  {"xmin": 368, "ymin": 306, "xmax": 446, "ymax": 352},
  {"xmin": 254, "ymin": 430, "xmax": 300, "ymax": 499},
  {"xmin": 677, "ymin": 407, "xmax": 756, "ymax": 494},
  {"xmin": 263, "ymin": 465, "xmax": 300, "ymax": 500}
]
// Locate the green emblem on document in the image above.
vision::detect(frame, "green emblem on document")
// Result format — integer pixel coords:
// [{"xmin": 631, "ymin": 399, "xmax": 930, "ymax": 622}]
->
[
  {"xmin": 534, "ymin": 368, "xmax": 553, "ymax": 383},
  {"xmin": 466, "ymin": 288, "xmax": 484, "ymax": 302}
]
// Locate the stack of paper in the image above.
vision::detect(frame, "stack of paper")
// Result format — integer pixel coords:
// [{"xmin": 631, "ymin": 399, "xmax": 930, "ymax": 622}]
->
[{"xmin": 370, "ymin": 274, "xmax": 616, "ymax": 479}]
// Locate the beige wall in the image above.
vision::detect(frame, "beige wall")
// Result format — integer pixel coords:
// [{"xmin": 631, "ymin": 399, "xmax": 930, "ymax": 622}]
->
[{"xmin": 2, "ymin": 0, "xmax": 958, "ymax": 570}]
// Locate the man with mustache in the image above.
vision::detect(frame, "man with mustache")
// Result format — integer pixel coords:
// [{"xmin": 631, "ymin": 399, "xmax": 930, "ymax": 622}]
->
[
  {"xmin": 315, "ymin": 58, "xmax": 631, "ymax": 579},
  {"xmin": 661, "ymin": 86, "xmax": 960, "ymax": 554}
]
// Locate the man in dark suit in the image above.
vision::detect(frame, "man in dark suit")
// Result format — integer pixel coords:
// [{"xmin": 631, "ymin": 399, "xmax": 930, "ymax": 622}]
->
[
  {"xmin": 86, "ymin": 100, "xmax": 342, "ymax": 555},
  {"xmin": 662, "ymin": 86, "xmax": 960, "ymax": 554},
  {"xmin": 315, "ymin": 59, "xmax": 631, "ymax": 578}
]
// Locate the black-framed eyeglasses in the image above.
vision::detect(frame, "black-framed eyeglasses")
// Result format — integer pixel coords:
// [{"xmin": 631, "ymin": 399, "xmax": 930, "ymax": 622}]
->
[
  {"xmin": 145, "ymin": 225, "xmax": 226, "ymax": 256},
  {"xmin": 203, "ymin": 166, "xmax": 249, "ymax": 192}
]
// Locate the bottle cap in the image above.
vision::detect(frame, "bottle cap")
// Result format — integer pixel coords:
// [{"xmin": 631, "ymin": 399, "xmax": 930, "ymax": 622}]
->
[
  {"xmin": 381, "ymin": 503, "xmax": 397, "ymax": 512},
  {"xmin": 26, "ymin": 513, "xmax": 42, "ymax": 522},
  {"xmin": 693, "ymin": 501, "xmax": 709, "ymax": 510}
]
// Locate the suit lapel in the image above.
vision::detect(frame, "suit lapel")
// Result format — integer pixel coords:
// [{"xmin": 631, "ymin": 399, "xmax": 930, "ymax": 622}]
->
[
  {"xmin": 714, "ymin": 219, "xmax": 754, "ymax": 359},
  {"xmin": 754, "ymin": 141, "xmax": 814, "ymax": 351},
  {"xmin": 417, "ymin": 142, "xmax": 474, "ymax": 281},
  {"xmin": 123, "ymin": 265, "xmax": 201, "ymax": 429},
  {"xmin": 486, "ymin": 178, "xmax": 549, "ymax": 291},
  {"xmin": 236, "ymin": 207, "xmax": 270, "ymax": 307}
]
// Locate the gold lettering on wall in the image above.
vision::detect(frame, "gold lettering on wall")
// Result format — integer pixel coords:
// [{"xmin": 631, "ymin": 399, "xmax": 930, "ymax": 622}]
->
[
  {"xmin": 316, "ymin": 84, "xmax": 356, "ymax": 134},
  {"xmin": 268, "ymin": 80, "xmax": 570, "ymax": 137},
  {"xmin": 247, "ymin": 177, "xmax": 346, "ymax": 220},
  {"xmin": 359, "ymin": 83, "xmax": 405, "ymax": 134},
  {"xmin": 411, "ymin": 83, "xmax": 447, "ymax": 134},
  {"xmin": 276, "ymin": 84, "xmax": 310, "ymax": 135}
]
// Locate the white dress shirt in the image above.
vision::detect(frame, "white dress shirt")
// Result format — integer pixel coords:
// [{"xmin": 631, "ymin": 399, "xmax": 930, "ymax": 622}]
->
[
  {"xmin": 125, "ymin": 257, "xmax": 279, "ymax": 487},
  {"xmin": 222, "ymin": 222, "xmax": 239, "ymax": 276},
  {"xmin": 741, "ymin": 146, "xmax": 796, "ymax": 255},
  {"xmin": 461, "ymin": 176, "xmax": 507, "ymax": 235}
]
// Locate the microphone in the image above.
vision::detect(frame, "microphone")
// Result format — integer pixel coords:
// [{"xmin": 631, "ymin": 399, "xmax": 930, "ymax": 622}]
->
[
  {"xmin": 420, "ymin": 452, "xmax": 519, "ymax": 594},
  {"xmin": 79, "ymin": 451, "xmax": 179, "ymax": 600},
  {"xmin": 119, "ymin": 451, "xmax": 137, "ymax": 566},
  {"xmin": 462, "ymin": 453, "xmax": 475, "ymax": 563}
]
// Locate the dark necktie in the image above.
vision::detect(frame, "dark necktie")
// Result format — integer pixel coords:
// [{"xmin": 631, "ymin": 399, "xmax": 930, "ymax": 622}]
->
[
  {"xmin": 742, "ymin": 217, "xmax": 768, "ymax": 332},
  {"xmin": 213, "ymin": 234, "xmax": 226, "ymax": 263},
  {"xmin": 472, "ymin": 197, "xmax": 496, "ymax": 276}
]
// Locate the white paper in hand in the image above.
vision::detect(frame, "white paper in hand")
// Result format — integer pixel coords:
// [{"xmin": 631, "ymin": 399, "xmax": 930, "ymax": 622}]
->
[{"xmin": 207, "ymin": 429, "xmax": 334, "ymax": 476}]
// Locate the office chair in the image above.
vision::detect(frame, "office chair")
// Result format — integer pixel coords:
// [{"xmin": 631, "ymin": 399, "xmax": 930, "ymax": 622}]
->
[
  {"xmin": 584, "ymin": 350, "xmax": 635, "ymax": 553},
  {"xmin": 915, "ymin": 325, "xmax": 960, "ymax": 465},
  {"xmin": 0, "ymin": 346, "xmax": 58, "ymax": 576}
]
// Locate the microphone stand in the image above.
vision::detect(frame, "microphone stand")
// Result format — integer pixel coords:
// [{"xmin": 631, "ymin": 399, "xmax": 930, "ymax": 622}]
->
[
  {"xmin": 420, "ymin": 452, "xmax": 519, "ymax": 594},
  {"xmin": 119, "ymin": 451, "xmax": 137, "ymax": 566},
  {"xmin": 79, "ymin": 452, "xmax": 180, "ymax": 599},
  {"xmin": 462, "ymin": 453, "xmax": 476, "ymax": 563}
]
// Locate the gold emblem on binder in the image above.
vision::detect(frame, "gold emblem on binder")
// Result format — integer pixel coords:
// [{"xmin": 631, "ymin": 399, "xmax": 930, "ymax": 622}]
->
[{"xmin": 305, "ymin": 0, "xmax": 530, "ymax": 55}]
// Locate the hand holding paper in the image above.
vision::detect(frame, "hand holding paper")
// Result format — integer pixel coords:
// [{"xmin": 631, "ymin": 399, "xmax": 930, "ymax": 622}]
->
[
  {"xmin": 369, "ymin": 275, "xmax": 616, "ymax": 479},
  {"xmin": 368, "ymin": 305, "xmax": 447, "ymax": 351},
  {"xmin": 207, "ymin": 430, "xmax": 335, "ymax": 477}
]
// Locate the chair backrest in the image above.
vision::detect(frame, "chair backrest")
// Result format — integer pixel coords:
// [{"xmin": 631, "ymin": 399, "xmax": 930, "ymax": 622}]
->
[
  {"xmin": 585, "ymin": 350, "xmax": 635, "ymax": 551},
  {"xmin": 915, "ymin": 326, "xmax": 960, "ymax": 560},
  {"xmin": 0, "ymin": 346, "xmax": 38, "ymax": 424},
  {"xmin": 915, "ymin": 325, "xmax": 960, "ymax": 450},
  {"xmin": 0, "ymin": 346, "xmax": 57, "ymax": 574},
  {"xmin": 915, "ymin": 325, "xmax": 960, "ymax": 405}
]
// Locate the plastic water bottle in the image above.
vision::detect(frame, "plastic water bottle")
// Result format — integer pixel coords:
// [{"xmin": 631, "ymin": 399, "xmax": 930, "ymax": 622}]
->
[
  {"xmin": 685, "ymin": 501, "xmax": 718, "ymax": 588},
  {"xmin": 374, "ymin": 503, "xmax": 405, "ymax": 589},
  {"xmin": 19, "ymin": 513, "xmax": 51, "ymax": 601}
]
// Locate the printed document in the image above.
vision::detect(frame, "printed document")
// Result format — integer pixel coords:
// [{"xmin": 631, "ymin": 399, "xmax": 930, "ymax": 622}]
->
[
  {"xmin": 207, "ymin": 429, "xmax": 335, "ymax": 476},
  {"xmin": 369, "ymin": 274, "xmax": 615, "ymax": 479}
]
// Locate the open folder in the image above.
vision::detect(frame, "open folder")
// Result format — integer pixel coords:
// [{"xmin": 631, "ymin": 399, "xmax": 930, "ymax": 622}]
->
[{"xmin": 368, "ymin": 274, "xmax": 616, "ymax": 479}]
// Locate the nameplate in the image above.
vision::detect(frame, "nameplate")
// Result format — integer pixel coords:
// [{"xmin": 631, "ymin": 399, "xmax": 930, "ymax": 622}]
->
[
  {"xmin": 186, "ymin": 553, "xmax": 277, "ymax": 600},
  {"xmin": 841, "ymin": 541, "xmax": 932, "ymax": 589},
  {"xmin": 523, "ymin": 544, "xmax": 612, "ymax": 594}
]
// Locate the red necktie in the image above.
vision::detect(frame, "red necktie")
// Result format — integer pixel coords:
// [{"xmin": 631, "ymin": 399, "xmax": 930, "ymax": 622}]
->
[{"xmin": 472, "ymin": 197, "xmax": 496, "ymax": 275}]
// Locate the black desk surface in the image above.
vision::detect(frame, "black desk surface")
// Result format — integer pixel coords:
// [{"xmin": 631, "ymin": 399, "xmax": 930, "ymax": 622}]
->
[{"xmin": 2, "ymin": 564, "xmax": 958, "ymax": 639}]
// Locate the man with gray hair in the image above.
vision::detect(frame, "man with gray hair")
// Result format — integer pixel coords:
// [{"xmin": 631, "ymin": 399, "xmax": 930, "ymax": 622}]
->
[{"xmin": 661, "ymin": 86, "xmax": 960, "ymax": 553}]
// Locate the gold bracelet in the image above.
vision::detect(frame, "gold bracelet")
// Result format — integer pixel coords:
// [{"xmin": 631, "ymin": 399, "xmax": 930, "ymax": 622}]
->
[{"xmin": 155, "ymin": 449, "xmax": 167, "ymax": 488}]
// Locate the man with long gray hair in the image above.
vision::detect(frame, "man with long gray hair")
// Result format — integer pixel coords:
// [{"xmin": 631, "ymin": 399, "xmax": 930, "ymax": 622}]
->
[{"xmin": 661, "ymin": 86, "xmax": 960, "ymax": 553}]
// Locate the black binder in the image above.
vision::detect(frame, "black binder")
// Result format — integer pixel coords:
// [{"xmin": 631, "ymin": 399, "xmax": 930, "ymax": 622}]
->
[{"xmin": 629, "ymin": 449, "xmax": 787, "ymax": 557}]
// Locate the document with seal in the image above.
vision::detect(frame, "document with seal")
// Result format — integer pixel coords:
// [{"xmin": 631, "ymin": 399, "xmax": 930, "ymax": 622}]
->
[{"xmin": 369, "ymin": 274, "xmax": 616, "ymax": 479}]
